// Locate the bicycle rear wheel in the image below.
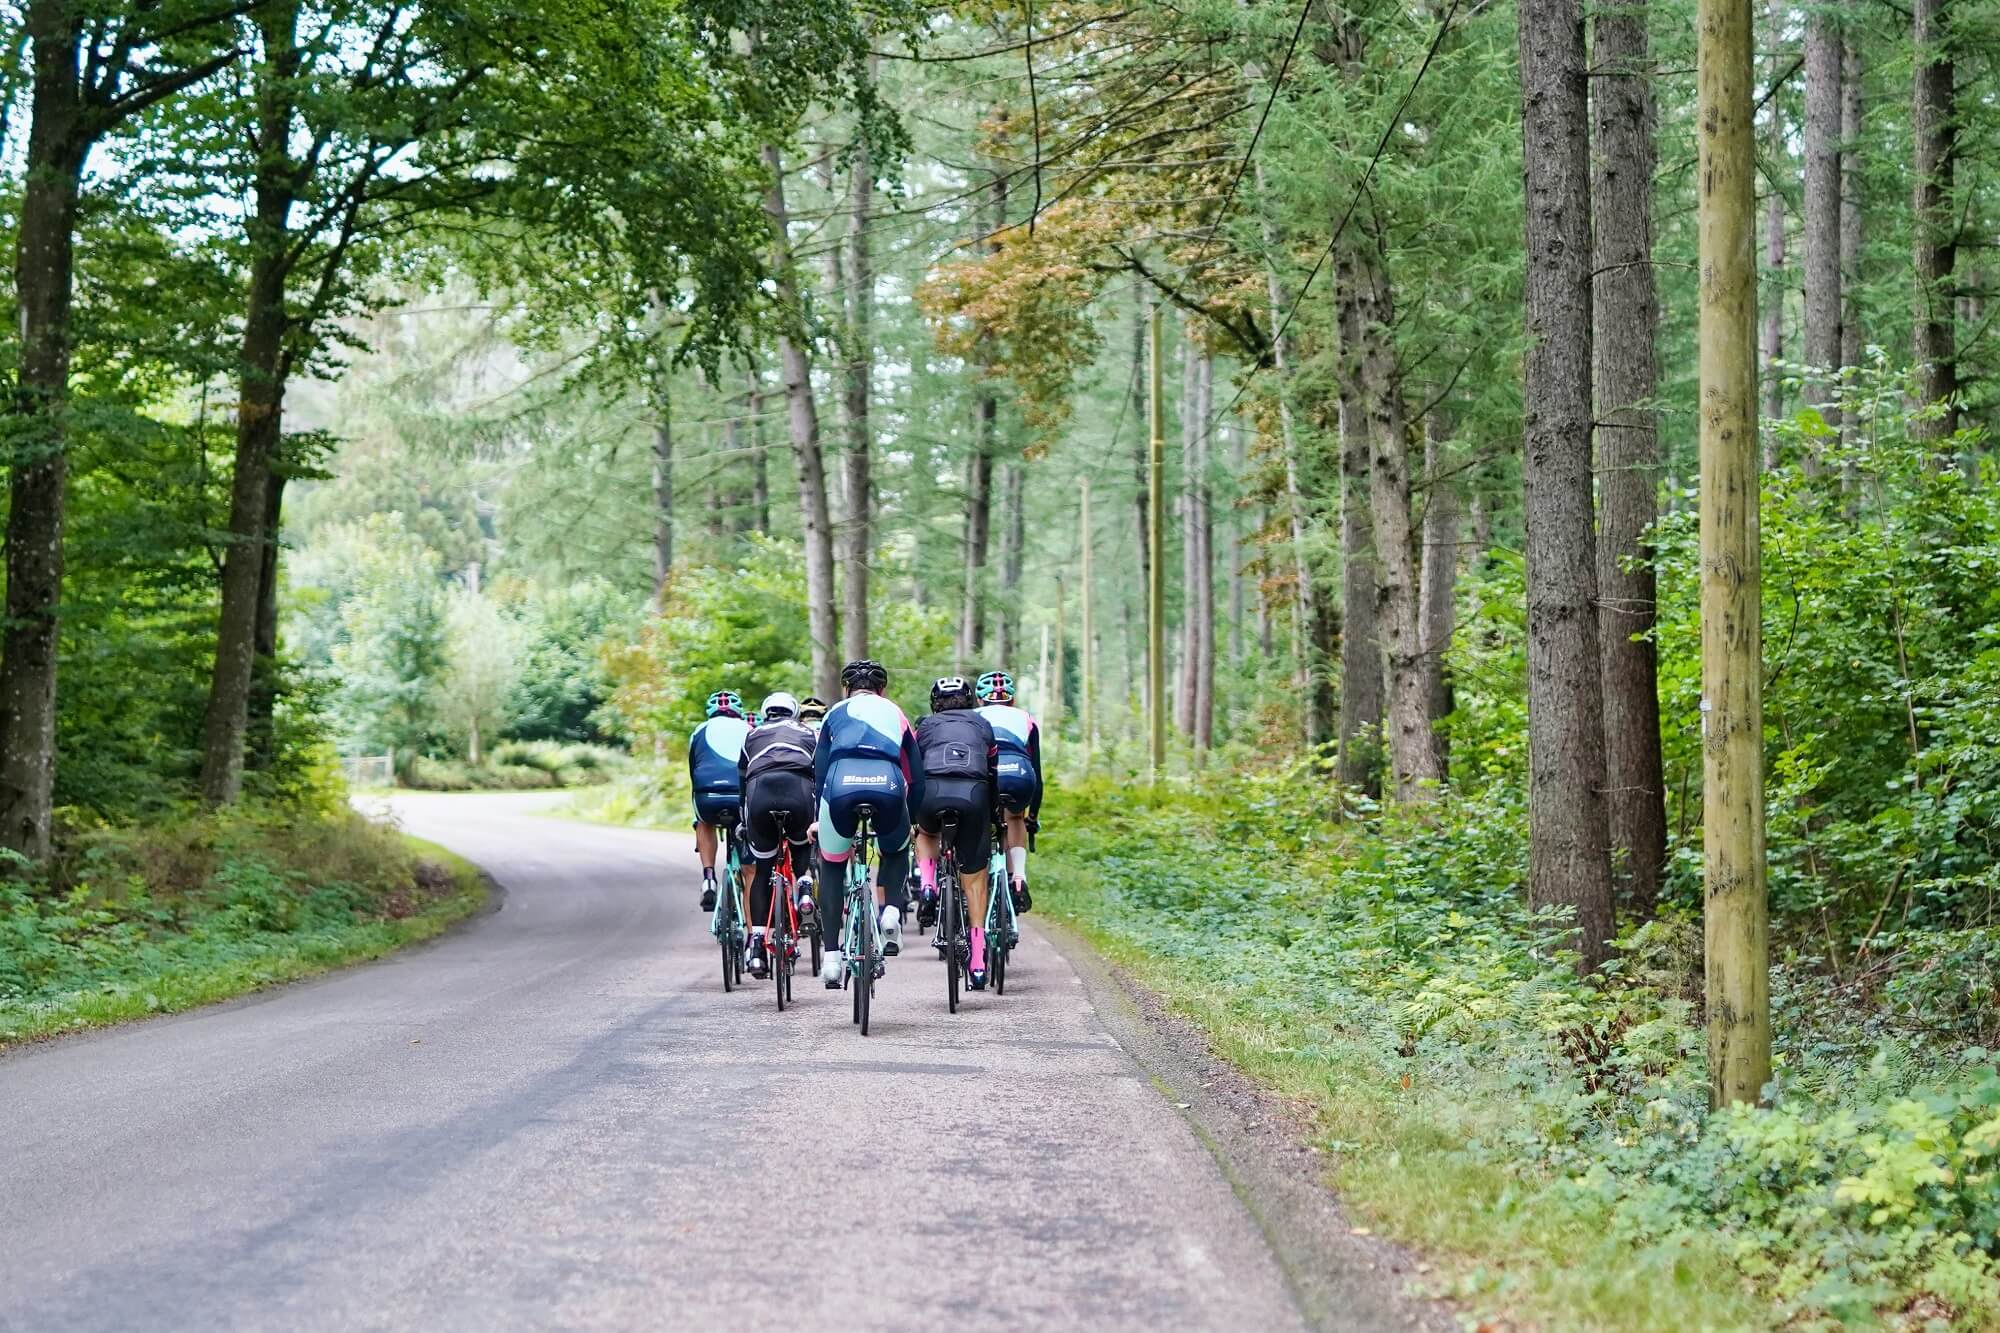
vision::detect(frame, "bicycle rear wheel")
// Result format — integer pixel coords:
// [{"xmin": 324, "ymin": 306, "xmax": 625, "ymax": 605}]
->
[
  {"xmin": 857, "ymin": 912, "xmax": 875, "ymax": 1036},
  {"xmin": 944, "ymin": 864, "xmax": 961, "ymax": 1014}
]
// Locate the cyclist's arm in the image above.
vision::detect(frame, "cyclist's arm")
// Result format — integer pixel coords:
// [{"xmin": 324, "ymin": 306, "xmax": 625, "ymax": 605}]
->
[
  {"xmin": 900, "ymin": 719, "xmax": 926, "ymax": 811},
  {"xmin": 1027, "ymin": 721, "xmax": 1044, "ymax": 820},
  {"xmin": 687, "ymin": 731, "xmax": 703, "ymax": 805},
  {"xmin": 813, "ymin": 724, "xmax": 830, "ymax": 791}
]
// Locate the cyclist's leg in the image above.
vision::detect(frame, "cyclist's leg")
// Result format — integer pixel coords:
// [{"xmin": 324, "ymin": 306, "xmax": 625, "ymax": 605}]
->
[
  {"xmin": 816, "ymin": 784, "xmax": 859, "ymax": 980},
  {"xmin": 743, "ymin": 780, "xmax": 782, "ymax": 931}
]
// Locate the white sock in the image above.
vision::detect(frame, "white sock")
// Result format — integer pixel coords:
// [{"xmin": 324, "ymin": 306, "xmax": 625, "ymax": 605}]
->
[{"xmin": 1007, "ymin": 846, "xmax": 1027, "ymax": 883}]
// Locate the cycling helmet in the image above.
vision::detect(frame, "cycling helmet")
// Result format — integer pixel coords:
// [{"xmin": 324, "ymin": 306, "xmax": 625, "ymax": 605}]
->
[
  {"xmin": 705, "ymin": 690, "xmax": 745, "ymax": 719},
  {"xmin": 840, "ymin": 659, "xmax": 888, "ymax": 692},
  {"xmin": 975, "ymin": 670, "xmax": 1015, "ymax": 705},
  {"xmin": 930, "ymin": 676, "xmax": 973, "ymax": 710},
  {"xmin": 798, "ymin": 695, "xmax": 828, "ymax": 722},
  {"xmin": 760, "ymin": 691, "xmax": 798, "ymax": 722}
]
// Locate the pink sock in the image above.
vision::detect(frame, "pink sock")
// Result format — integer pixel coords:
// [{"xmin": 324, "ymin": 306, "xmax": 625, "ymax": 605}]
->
[
  {"xmin": 969, "ymin": 927, "xmax": 986, "ymax": 972},
  {"xmin": 919, "ymin": 859, "xmax": 937, "ymax": 893}
]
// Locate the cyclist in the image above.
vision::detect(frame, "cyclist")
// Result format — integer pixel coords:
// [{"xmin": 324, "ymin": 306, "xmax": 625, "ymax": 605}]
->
[
  {"xmin": 813, "ymin": 659, "xmax": 924, "ymax": 987},
  {"xmin": 689, "ymin": 689, "xmax": 752, "ymax": 912},
  {"xmin": 975, "ymin": 670, "xmax": 1042, "ymax": 912},
  {"xmin": 797, "ymin": 696, "xmax": 829, "ymax": 730},
  {"xmin": 912, "ymin": 676, "xmax": 1001, "ymax": 988},
  {"xmin": 736, "ymin": 692, "xmax": 817, "ymax": 979}
]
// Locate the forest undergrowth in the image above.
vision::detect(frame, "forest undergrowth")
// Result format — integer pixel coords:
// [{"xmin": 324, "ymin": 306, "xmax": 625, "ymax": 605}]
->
[
  {"xmin": 0, "ymin": 803, "xmax": 484, "ymax": 1047},
  {"xmin": 1040, "ymin": 773, "xmax": 2000, "ymax": 1330}
]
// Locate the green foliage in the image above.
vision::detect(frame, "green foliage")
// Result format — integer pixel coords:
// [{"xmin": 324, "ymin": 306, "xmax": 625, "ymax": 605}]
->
[
  {"xmin": 0, "ymin": 809, "xmax": 481, "ymax": 1045},
  {"xmin": 598, "ymin": 536, "xmax": 814, "ymax": 751},
  {"xmin": 323, "ymin": 515, "xmax": 450, "ymax": 757},
  {"xmin": 1041, "ymin": 771, "xmax": 2000, "ymax": 1327}
]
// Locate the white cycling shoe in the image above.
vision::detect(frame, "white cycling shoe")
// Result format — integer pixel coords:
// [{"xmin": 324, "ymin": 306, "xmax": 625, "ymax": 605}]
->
[
  {"xmin": 820, "ymin": 949, "xmax": 844, "ymax": 988},
  {"xmin": 879, "ymin": 905, "xmax": 902, "ymax": 957}
]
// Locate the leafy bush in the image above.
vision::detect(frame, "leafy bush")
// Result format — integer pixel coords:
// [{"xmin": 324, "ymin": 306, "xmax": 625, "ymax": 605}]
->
[
  {"xmin": 1040, "ymin": 772, "xmax": 2000, "ymax": 1327},
  {"xmin": 0, "ymin": 805, "xmax": 478, "ymax": 1043}
]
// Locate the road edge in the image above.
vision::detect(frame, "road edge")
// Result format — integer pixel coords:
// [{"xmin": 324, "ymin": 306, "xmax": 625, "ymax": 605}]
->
[{"xmin": 1035, "ymin": 916, "xmax": 1458, "ymax": 1333}]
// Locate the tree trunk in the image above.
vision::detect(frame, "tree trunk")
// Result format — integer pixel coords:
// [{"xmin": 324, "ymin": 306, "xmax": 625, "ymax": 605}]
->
[
  {"xmin": 246, "ymin": 473, "xmax": 286, "ymax": 772},
  {"xmin": 1127, "ymin": 281, "xmax": 1151, "ymax": 613},
  {"xmin": 1593, "ymin": 0, "xmax": 1669, "ymax": 917},
  {"xmin": 200, "ymin": 0, "xmax": 303, "ymax": 806},
  {"xmin": 840, "ymin": 105, "xmax": 874, "ymax": 662},
  {"xmin": 1759, "ymin": 20, "xmax": 1787, "ymax": 440},
  {"xmin": 651, "ymin": 370, "xmax": 673, "ymax": 602},
  {"xmin": 1519, "ymin": 0, "xmax": 1615, "ymax": 970},
  {"xmin": 1350, "ymin": 241, "xmax": 1441, "ymax": 802},
  {"xmin": 1, "ymin": 34, "xmax": 85, "ymax": 855},
  {"xmin": 1697, "ymin": 0, "xmax": 1770, "ymax": 1107},
  {"xmin": 995, "ymin": 462, "xmax": 1025, "ymax": 665},
  {"xmin": 763, "ymin": 143, "xmax": 839, "ymax": 697},
  {"xmin": 1802, "ymin": 4, "xmax": 1842, "ymax": 439},
  {"xmin": 1255, "ymin": 162, "xmax": 1322, "ymax": 745},
  {"xmin": 1334, "ymin": 278, "xmax": 1382, "ymax": 797},
  {"xmin": 1417, "ymin": 415, "xmax": 1458, "ymax": 774},
  {"xmin": 958, "ymin": 404, "xmax": 996, "ymax": 666},
  {"xmin": 1838, "ymin": 21, "xmax": 1863, "ymax": 431},
  {"xmin": 1912, "ymin": 0, "xmax": 1957, "ymax": 447},
  {"xmin": 747, "ymin": 366, "xmax": 770, "ymax": 534},
  {"xmin": 1192, "ymin": 352, "xmax": 1215, "ymax": 754},
  {"xmin": 1176, "ymin": 328, "xmax": 1199, "ymax": 735},
  {"xmin": 1226, "ymin": 418, "xmax": 1245, "ymax": 668}
]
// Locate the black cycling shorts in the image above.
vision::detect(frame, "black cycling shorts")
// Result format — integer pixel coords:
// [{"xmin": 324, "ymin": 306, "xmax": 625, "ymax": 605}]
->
[
  {"xmin": 744, "ymin": 771, "xmax": 814, "ymax": 861},
  {"xmin": 693, "ymin": 791, "xmax": 739, "ymax": 829},
  {"xmin": 916, "ymin": 777, "xmax": 993, "ymax": 870}
]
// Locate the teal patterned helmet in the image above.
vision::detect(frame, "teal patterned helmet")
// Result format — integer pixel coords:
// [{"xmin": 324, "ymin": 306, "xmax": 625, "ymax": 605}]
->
[
  {"xmin": 975, "ymin": 671, "xmax": 1014, "ymax": 704},
  {"xmin": 705, "ymin": 690, "xmax": 745, "ymax": 719}
]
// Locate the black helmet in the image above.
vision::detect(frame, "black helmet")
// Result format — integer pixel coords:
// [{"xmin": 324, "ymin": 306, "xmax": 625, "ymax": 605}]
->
[
  {"xmin": 930, "ymin": 676, "xmax": 973, "ymax": 710},
  {"xmin": 841, "ymin": 659, "xmax": 888, "ymax": 691}
]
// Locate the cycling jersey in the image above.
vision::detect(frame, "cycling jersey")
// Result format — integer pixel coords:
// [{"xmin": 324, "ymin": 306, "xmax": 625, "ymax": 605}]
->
[
  {"xmin": 975, "ymin": 703, "xmax": 1043, "ymax": 818},
  {"xmin": 814, "ymin": 692, "xmax": 925, "ymax": 813},
  {"xmin": 688, "ymin": 714, "xmax": 750, "ymax": 826},
  {"xmin": 738, "ymin": 718, "xmax": 817, "ymax": 784}
]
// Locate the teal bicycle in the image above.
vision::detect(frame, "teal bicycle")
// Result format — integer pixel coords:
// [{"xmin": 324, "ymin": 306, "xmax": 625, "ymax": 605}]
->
[
  {"xmin": 709, "ymin": 812, "xmax": 747, "ymax": 992},
  {"xmin": 985, "ymin": 840, "xmax": 1020, "ymax": 995},
  {"xmin": 840, "ymin": 809, "xmax": 886, "ymax": 1034}
]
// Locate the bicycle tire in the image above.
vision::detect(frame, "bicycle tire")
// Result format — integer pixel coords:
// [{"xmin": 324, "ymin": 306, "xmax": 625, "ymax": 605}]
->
[
  {"xmin": 728, "ymin": 880, "xmax": 744, "ymax": 984},
  {"xmin": 944, "ymin": 862, "xmax": 961, "ymax": 1014},
  {"xmin": 858, "ymin": 910, "xmax": 875, "ymax": 1036},
  {"xmin": 993, "ymin": 930, "xmax": 1006, "ymax": 994}
]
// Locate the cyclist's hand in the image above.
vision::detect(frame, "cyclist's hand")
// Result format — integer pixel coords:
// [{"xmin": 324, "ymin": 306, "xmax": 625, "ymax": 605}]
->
[
  {"xmin": 807, "ymin": 820, "xmax": 819, "ymax": 840},
  {"xmin": 1025, "ymin": 816, "xmax": 1040, "ymax": 835}
]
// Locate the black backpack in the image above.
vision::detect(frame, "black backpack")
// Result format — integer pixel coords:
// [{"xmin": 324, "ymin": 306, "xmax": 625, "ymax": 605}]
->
[{"xmin": 918, "ymin": 711, "xmax": 991, "ymax": 780}]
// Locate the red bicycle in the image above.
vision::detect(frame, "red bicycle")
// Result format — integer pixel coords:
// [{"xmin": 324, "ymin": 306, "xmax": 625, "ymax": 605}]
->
[{"xmin": 763, "ymin": 815, "xmax": 814, "ymax": 1011}]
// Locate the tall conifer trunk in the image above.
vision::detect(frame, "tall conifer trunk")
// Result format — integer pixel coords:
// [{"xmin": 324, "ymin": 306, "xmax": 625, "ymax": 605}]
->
[
  {"xmin": 1519, "ymin": 0, "xmax": 1615, "ymax": 969},
  {"xmin": 1593, "ymin": 0, "xmax": 1668, "ymax": 915},
  {"xmin": 1912, "ymin": 0, "xmax": 1958, "ymax": 447},
  {"xmin": 763, "ymin": 143, "xmax": 839, "ymax": 696},
  {"xmin": 1802, "ymin": 3, "xmax": 1843, "ymax": 441}
]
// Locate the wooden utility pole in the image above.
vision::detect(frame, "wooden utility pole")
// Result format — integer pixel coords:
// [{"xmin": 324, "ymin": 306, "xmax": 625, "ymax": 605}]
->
[
  {"xmin": 1080, "ymin": 478, "xmax": 1096, "ymax": 759},
  {"xmin": 1147, "ymin": 304, "xmax": 1166, "ymax": 778},
  {"xmin": 1698, "ymin": 0, "xmax": 1771, "ymax": 1108}
]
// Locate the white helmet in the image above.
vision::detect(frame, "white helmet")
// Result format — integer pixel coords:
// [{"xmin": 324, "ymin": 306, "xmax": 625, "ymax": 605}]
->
[{"xmin": 760, "ymin": 691, "xmax": 799, "ymax": 721}]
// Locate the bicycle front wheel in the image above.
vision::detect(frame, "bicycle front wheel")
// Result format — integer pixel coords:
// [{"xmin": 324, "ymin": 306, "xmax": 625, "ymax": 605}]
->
[
  {"xmin": 719, "ymin": 896, "xmax": 736, "ymax": 994},
  {"xmin": 857, "ymin": 916, "xmax": 875, "ymax": 1036}
]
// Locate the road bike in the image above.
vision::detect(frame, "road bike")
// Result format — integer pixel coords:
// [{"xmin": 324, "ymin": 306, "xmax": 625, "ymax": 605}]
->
[
  {"xmin": 840, "ymin": 809, "xmax": 885, "ymax": 1035},
  {"xmin": 935, "ymin": 812, "xmax": 969, "ymax": 1013},
  {"xmin": 763, "ymin": 813, "xmax": 803, "ymax": 1011},
  {"xmin": 710, "ymin": 811, "xmax": 747, "ymax": 992},
  {"xmin": 985, "ymin": 840, "xmax": 1019, "ymax": 996}
]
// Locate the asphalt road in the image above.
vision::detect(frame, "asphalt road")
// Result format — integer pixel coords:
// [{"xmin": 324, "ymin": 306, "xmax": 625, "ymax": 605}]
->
[{"xmin": 1, "ymin": 793, "xmax": 1317, "ymax": 1332}]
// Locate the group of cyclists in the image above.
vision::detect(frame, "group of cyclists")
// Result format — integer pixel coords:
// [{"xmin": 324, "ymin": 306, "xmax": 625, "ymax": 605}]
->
[{"xmin": 686, "ymin": 659, "xmax": 1044, "ymax": 996}]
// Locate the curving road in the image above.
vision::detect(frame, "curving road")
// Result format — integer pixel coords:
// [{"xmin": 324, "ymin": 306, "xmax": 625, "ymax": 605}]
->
[{"xmin": 0, "ymin": 793, "xmax": 1327, "ymax": 1331}]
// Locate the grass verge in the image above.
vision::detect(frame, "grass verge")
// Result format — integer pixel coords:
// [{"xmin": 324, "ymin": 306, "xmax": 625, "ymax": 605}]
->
[
  {"xmin": 0, "ymin": 809, "xmax": 486, "ymax": 1049},
  {"xmin": 1038, "ymin": 774, "xmax": 1996, "ymax": 1331}
]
